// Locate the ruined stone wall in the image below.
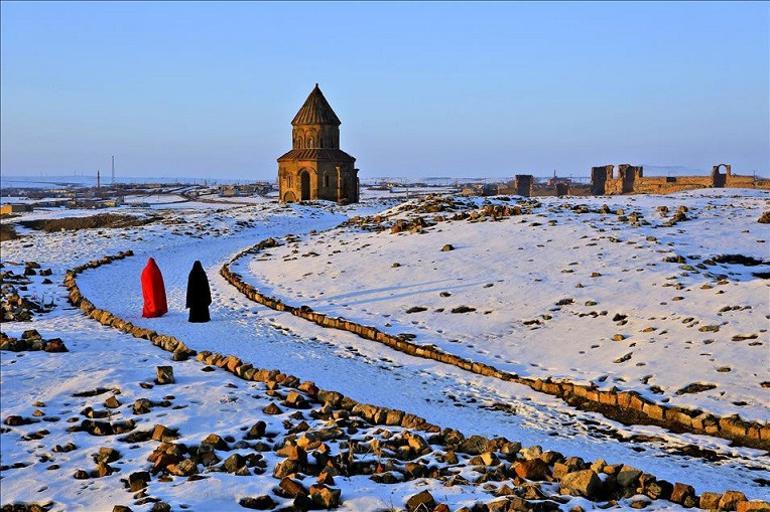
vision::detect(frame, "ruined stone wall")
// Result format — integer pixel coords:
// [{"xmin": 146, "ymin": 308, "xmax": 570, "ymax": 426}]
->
[
  {"xmin": 633, "ymin": 176, "xmax": 714, "ymax": 195},
  {"xmin": 530, "ymin": 183, "xmax": 593, "ymax": 197},
  {"xmin": 514, "ymin": 175, "xmax": 533, "ymax": 197},
  {"xmin": 727, "ymin": 175, "xmax": 761, "ymax": 188},
  {"xmin": 591, "ymin": 165, "xmax": 613, "ymax": 195},
  {"xmin": 589, "ymin": 163, "xmax": 769, "ymax": 195},
  {"xmin": 602, "ymin": 178, "xmax": 625, "ymax": 195}
]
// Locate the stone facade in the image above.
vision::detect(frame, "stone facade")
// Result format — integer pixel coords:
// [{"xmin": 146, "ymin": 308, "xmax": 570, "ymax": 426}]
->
[{"xmin": 277, "ymin": 85, "xmax": 359, "ymax": 204}]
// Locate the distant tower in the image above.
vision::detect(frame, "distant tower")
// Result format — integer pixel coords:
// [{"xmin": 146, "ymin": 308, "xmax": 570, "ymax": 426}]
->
[
  {"xmin": 97, "ymin": 169, "xmax": 101, "ymax": 189},
  {"xmin": 111, "ymin": 155, "xmax": 115, "ymax": 184},
  {"xmin": 277, "ymin": 84, "xmax": 359, "ymax": 203}
]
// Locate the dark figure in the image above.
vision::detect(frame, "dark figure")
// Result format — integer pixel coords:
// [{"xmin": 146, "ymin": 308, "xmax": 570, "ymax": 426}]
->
[{"xmin": 186, "ymin": 260, "xmax": 211, "ymax": 323}]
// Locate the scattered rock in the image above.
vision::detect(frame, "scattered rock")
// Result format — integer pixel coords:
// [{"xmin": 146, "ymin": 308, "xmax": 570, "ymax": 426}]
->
[
  {"xmin": 513, "ymin": 459, "xmax": 550, "ymax": 480},
  {"xmin": 127, "ymin": 471, "xmax": 150, "ymax": 492},
  {"xmin": 245, "ymin": 421, "xmax": 266, "ymax": 439},
  {"xmin": 676, "ymin": 382, "xmax": 717, "ymax": 395},
  {"xmin": 309, "ymin": 484, "xmax": 341, "ymax": 509},
  {"xmin": 277, "ymin": 477, "xmax": 308, "ymax": 499},
  {"xmin": 201, "ymin": 433, "xmax": 229, "ymax": 451},
  {"xmin": 221, "ymin": 453, "xmax": 246, "ymax": 474},
  {"xmin": 167, "ymin": 459, "xmax": 198, "ymax": 477},
  {"xmin": 406, "ymin": 490, "xmax": 436, "ymax": 512},
  {"xmin": 104, "ymin": 396, "xmax": 121, "ymax": 409},
  {"xmin": 155, "ymin": 366, "xmax": 175, "ymax": 385},
  {"xmin": 133, "ymin": 399, "xmax": 152, "ymax": 415},
  {"xmin": 560, "ymin": 469, "xmax": 601, "ymax": 498},
  {"xmin": 239, "ymin": 495, "xmax": 277, "ymax": 510},
  {"xmin": 670, "ymin": 482, "xmax": 697, "ymax": 507},
  {"xmin": 262, "ymin": 403, "xmax": 282, "ymax": 415}
]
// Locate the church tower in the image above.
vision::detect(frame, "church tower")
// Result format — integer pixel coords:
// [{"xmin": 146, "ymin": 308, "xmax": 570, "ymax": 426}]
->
[{"xmin": 277, "ymin": 84, "xmax": 359, "ymax": 203}]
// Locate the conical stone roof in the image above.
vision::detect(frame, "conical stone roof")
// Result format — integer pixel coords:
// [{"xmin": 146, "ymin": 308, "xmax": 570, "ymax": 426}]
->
[{"xmin": 291, "ymin": 84, "xmax": 341, "ymax": 126}]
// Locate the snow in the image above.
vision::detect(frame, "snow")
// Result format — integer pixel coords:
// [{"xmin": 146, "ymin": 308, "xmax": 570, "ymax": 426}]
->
[
  {"xmin": 210, "ymin": 195, "xmax": 276, "ymax": 204},
  {"xmin": 2, "ymin": 190, "xmax": 769, "ymax": 510},
  {"xmin": 123, "ymin": 194, "xmax": 189, "ymax": 205},
  {"xmin": 241, "ymin": 189, "xmax": 770, "ymax": 423},
  {"xmin": 361, "ymin": 186, "xmax": 460, "ymax": 199}
]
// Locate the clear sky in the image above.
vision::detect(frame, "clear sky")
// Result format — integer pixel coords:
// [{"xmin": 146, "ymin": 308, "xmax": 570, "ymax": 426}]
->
[{"xmin": 1, "ymin": 1, "xmax": 768, "ymax": 180}]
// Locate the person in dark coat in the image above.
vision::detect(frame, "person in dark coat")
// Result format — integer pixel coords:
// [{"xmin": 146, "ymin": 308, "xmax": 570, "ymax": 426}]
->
[
  {"xmin": 186, "ymin": 260, "xmax": 211, "ymax": 323},
  {"xmin": 141, "ymin": 257, "xmax": 168, "ymax": 318}
]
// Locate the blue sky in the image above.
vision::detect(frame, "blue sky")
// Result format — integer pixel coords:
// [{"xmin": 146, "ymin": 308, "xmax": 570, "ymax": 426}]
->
[{"xmin": 2, "ymin": 1, "xmax": 768, "ymax": 179}]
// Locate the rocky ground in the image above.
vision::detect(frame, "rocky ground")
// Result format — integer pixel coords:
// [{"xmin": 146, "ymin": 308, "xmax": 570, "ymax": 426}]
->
[{"xmin": 2, "ymin": 320, "xmax": 760, "ymax": 512}]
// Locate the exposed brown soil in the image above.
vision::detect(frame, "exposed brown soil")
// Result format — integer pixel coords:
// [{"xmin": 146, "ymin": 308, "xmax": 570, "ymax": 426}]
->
[
  {"xmin": 0, "ymin": 223, "xmax": 19, "ymax": 241},
  {"xmin": 19, "ymin": 213, "xmax": 158, "ymax": 232}
]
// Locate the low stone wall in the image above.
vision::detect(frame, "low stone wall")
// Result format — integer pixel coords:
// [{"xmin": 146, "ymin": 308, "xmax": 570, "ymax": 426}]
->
[
  {"xmin": 221, "ymin": 238, "xmax": 770, "ymax": 451},
  {"xmin": 56, "ymin": 249, "xmax": 770, "ymax": 510}
]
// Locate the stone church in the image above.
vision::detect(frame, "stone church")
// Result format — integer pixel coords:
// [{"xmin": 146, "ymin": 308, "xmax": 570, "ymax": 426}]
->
[{"xmin": 277, "ymin": 84, "xmax": 359, "ymax": 203}]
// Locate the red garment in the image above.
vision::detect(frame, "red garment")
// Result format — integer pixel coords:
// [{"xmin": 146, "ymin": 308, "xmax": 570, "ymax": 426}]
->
[{"xmin": 141, "ymin": 257, "xmax": 168, "ymax": 318}]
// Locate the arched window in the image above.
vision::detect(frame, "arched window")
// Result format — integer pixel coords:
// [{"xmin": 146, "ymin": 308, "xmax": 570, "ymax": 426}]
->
[{"xmin": 323, "ymin": 173, "xmax": 329, "ymax": 188}]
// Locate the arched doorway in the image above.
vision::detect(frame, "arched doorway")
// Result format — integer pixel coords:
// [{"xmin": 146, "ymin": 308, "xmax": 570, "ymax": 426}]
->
[
  {"xmin": 300, "ymin": 170, "xmax": 311, "ymax": 201},
  {"xmin": 711, "ymin": 164, "xmax": 731, "ymax": 188}
]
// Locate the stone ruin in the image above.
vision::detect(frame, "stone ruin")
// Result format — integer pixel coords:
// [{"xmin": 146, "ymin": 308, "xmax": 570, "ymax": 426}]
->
[
  {"xmin": 515, "ymin": 174, "xmax": 533, "ymax": 197},
  {"xmin": 590, "ymin": 163, "xmax": 769, "ymax": 196},
  {"xmin": 469, "ymin": 163, "xmax": 766, "ymax": 199}
]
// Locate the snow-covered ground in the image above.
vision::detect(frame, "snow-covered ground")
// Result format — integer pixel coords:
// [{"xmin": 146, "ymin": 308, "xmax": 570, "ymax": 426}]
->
[
  {"xmin": 245, "ymin": 189, "xmax": 770, "ymax": 422},
  {"xmin": 211, "ymin": 195, "xmax": 276, "ymax": 205},
  {"xmin": 361, "ymin": 186, "xmax": 460, "ymax": 199},
  {"xmin": 123, "ymin": 194, "xmax": 189, "ymax": 205},
  {"xmin": 2, "ymin": 190, "xmax": 769, "ymax": 511}
]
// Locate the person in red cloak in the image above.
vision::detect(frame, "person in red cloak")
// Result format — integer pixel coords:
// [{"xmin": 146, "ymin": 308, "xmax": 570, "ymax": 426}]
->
[{"xmin": 141, "ymin": 257, "xmax": 168, "ymax": 318}]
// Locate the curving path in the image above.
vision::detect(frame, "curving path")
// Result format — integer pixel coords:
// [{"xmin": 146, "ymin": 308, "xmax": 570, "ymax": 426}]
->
[{"xmin": 74, "ymin": 206, "xmax": 770, "ymax": 497}]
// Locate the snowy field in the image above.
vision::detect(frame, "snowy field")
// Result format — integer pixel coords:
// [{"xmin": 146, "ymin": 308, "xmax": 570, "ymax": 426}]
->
[
  {"xmin": 361, "ymin": 186, "xmax": 460, "ymax": 199},
  {"xmin": 246, "ymin": 190, "xmax": 770, "ymax": 423},
  {"xmin": 123, "ymin": 194, "xmax": 190, "ymax": 205},
  {"xmin": 2, "ymin": 190, "xmax": 769, "ymax": 511}
]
